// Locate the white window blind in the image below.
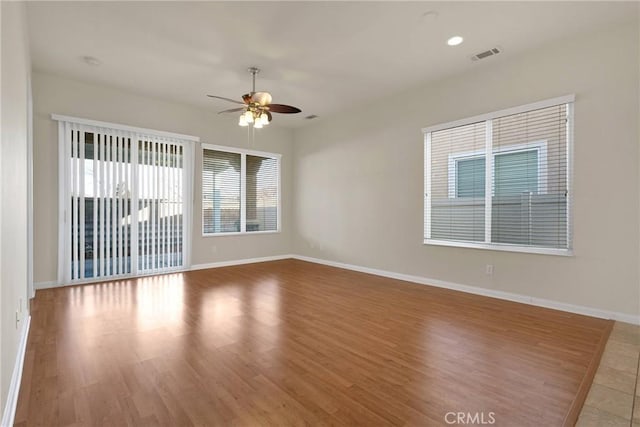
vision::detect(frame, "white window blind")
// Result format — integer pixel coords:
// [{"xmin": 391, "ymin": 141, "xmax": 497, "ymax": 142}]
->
[
  {"xmin": 202, "ymin": 150, "xmax": 241, "ymax": 233},
  {"xmin": 202, "ymin": 145, "xmax": 280, "ymax": 235},
  {"xmin": 246, "ymin": 155, "xmax": 278, "ymax": 232},
  {"xmin": 424, "ymin": 96, "xmax": 573, "ymax": 255},
  {"xmin": 55, "ymin": 115, "xmax": 195, "ymax": 284}
]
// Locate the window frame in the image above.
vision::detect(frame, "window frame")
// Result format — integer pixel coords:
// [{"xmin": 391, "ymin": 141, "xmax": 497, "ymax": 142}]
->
[
  {"xmin": 201, "ymin": 143, "xmax": 282, "ymax": 237},
  {"xmin": 423, "ymin": 95, "xmax": 574, "ymax": 256},
  {"xmin": 447, "ymin": 140, "xmax": 548, "ymax": 198}
]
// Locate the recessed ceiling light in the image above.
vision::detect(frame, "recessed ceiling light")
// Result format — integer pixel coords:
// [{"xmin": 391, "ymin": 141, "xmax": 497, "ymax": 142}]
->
[
  {"xmin": 447, "ymin": 36, "xmax": 464, "ymax": 46},
  {"xmin": 421, "ymin": 10, "xmax": 439, "ymax": 20},
  {"xmin": 81, "ymin": 55, "xmax": 101, "ymax": 66}
]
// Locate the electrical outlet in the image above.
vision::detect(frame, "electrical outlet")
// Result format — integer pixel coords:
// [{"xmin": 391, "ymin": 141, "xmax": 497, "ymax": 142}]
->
[{"xmin": 486, "ymin": 264, "xmax": 494, "ymax": 275}]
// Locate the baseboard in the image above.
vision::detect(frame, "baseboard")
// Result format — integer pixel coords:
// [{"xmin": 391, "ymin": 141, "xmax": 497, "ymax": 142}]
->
[
  {"xmin": 291, "ymin": 254, "xmax": 640, "ymax": 325},
  {"xmin": 1, "ymin": 315, "xmax": 31, "ymax": 427},
  {"xmin": 34, "ymin": 280, "xmax": 57, "ymax": 290},
  {"xmin": 190, "ymin": 254, "xmax": 294, "ymax": 271}
]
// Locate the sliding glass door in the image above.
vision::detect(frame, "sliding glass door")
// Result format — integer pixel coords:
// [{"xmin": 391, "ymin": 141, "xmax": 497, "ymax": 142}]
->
[{"xmin": 57, "ymin": 118, "xmax": 193, "ymax": 284}]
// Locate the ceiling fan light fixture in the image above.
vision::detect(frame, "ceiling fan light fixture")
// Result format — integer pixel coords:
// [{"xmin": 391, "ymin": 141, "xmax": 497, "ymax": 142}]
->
[
  {"xmin": 253, "ymin": 120, "xmax": 263, "ymax": 129},
  {"xmin": 253, "ymin": 92, "xmax": 273, "ymax": 106},
  {"xmin": 259, "ymin": 112, "xmax": 269, "ymax": 125},
  {"xmin": 244, "ymin": 110, "xmax": 254, "ymax": 123},
  {"xmin": 238, "ymin": 114, "xmax": 248, "ymax": 127}
]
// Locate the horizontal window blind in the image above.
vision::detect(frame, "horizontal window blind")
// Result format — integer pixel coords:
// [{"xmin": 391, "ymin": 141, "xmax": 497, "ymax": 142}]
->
[
  {"xmin": 202, "ymin": 150, "xmax": 241, "ymax": 233},
  {"xmin": 431, "ymin": 122, "xmax": 487, "ymax": 243},
  {"xmin": 491, "ymin": 104, "xmax": 567, "ymax": 248},
  {"xmin": 202, "ymin": 146, "xmax": 280, "ymax": 235},
  {"xmin": 246, "ymin": 155, "xmax": 278, "ymax": 232},
  {"xmin": 424, "ymin": 97, "xmax": 572, "ymax": 253}
]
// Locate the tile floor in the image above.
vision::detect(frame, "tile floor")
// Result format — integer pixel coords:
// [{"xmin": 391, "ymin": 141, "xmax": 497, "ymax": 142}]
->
[{"xmin": 577, "ymin": 321, "xmax": 640, "ymax": 426}]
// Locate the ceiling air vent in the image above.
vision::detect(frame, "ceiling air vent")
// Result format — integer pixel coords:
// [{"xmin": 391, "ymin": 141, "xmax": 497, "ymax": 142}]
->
[{"xmin": 471, "ymin": 47, "xmax": 502, "ymax": 62}]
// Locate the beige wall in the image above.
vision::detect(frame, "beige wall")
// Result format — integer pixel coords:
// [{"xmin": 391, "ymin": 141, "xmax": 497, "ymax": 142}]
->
[
  {"xmin": 32, "ymin": 72, "xmax": 294, "ymax": 284},
  {"xmin": 292, "ymin": 22, "xmax": 640, "ymax": 317},
  {"xmin": 1, "ymin": 1, "xmax": 31, "ymax": 413}
]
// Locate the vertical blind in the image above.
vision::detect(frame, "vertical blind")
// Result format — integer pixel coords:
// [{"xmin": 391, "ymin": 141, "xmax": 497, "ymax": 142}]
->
[
  {"xmin": 425, "ymin": 97, "xmax": 572, "ymax": 251},
  {"xmin": 138, "ymin": 137, "xmax": 186, "ymax": 273},
  {"xmin": 57, "ymin": 117, "xmax": 194, "ymax": 283},
  {"xmin": 202, "ymin": 147, "xmax": 280, "ymax": 235}
]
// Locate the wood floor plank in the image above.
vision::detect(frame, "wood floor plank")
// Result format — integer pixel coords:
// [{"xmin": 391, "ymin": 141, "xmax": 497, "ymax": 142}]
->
[{"xmin": 15, "ymin": 259, "xmax": 611, "ymax": 426}]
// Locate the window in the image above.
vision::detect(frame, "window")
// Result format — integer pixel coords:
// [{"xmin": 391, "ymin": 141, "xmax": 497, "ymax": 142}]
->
[
  {"xmin": 448, "ymin": 141, "xmax": 547, "ymax": 198},
  {"xmin": 424, "ymin": 96, "xmax": 573, "ymax": 255},
  {"xmin": 202, "ymin": 145, "xmax": 280, "ymax": 235}
]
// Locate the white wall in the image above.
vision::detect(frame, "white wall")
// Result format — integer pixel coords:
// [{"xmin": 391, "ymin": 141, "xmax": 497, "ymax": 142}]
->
[
  {"xmin": 1, "ymin": 0, "xmax": 31, "ymax": 414},
  {"xmin": 292, "ymin": 22, "xmax": 640, "ymax": 318},
  {"xmin": 32, "ymin": 71, "xmax": 294, "ymax": 284}
]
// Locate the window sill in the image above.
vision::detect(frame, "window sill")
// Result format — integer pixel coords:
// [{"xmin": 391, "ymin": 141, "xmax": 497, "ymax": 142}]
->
[
  {"xmin": 202, "ymin": 230, "xmax": 281, "ymax": 238},
  {"xmin": 423, "ymin": 239, "xmax": 573, "ymax": 256}
]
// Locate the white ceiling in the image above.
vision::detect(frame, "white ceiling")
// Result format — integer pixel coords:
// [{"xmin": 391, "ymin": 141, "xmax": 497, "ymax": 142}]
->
[{"xmin": 27, "ymin": 1, "xmax": 637, "ymax": 128}]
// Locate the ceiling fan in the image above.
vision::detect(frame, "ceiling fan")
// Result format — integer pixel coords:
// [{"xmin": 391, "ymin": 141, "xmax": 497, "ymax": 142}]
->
[{"xmin": 207, "ymin": 67, "xmax": 302, "ymax": 128}]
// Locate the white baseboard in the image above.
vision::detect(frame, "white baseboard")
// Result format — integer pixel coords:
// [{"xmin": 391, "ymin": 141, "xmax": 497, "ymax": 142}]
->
[
  {"xmin": 1, "ymin": 315, "xmax": 31, "ymax": 427},
  {"xmin": 190, "ymin": 254, "xmax": 294, "ymax": 271},
  {"xmin": 34, "ymin": 280, "xmax": 57, "ymax": 290},
  {"xmin": 292, "ymin": 255, "xmax": 640, "ymax": 325}
]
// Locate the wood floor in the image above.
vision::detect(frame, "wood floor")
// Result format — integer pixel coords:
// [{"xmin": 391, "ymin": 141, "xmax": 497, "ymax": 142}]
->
[{"xmin": 15, "ymin": 259, "xmax": 611, "ymax": 426}]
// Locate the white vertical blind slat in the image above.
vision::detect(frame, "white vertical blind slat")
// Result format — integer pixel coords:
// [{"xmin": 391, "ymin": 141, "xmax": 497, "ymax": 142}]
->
[
  {"xmin": 105, "ymin": 133, "xmax": 111, "ymax": 276},
  {"xmin": 124, "ymin": 134, "xmax": 130, "ymax": 274},
  {"xmin": 111, "ymin": 133, "xmax": 117, "ymax": 275},
  {"xmin": 168, "ymin": 141, "xmax": 172, "ymax": 267},
  {"xmin": 62, "ymin": 121, "xmax": 71, "ymax": 283},
  {"xmin": 99, "ymin": 133, "xmax": 105, "ymax": 277},
  {"xmin": 161, "ymin": 140, "xmax": 166, "ymax": 269},
  {"xmin": 141, "ymin": 139, "xmax": 147, "ymax": 271},
  {"xmin": 92, "ymin": 132, "xmax": 98, "ymax": 276},
  {"xmin": 71, "ymin": 127, "xmax": 78, "ymax": 280},
  {"xmin": 130, "ymin": 136, "xmax": 139, "ymax": 275},
  {"xmin": 79, "ymin": 129, "xmax": 86, "ymax": 279}
]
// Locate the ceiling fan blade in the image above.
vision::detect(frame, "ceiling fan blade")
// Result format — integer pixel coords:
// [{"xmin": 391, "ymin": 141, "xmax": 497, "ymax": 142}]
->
[
  {"xmin": 242, "ymin": 94, "xmax": 252, "ymax": 104},
  {"xmin": 217, "ymin": 107, "xmax": 246, "ymax": 114},
  {"xmin": 266, "ymin": 111, "xmax": 272, "ymax": 122},
  {"xmin": 207, "ymin": 95, "xmax": 245, "ymax": 105},
  {"xmin": 268, "ymin": 104, "xmax": 302, "ymax": 114}
]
